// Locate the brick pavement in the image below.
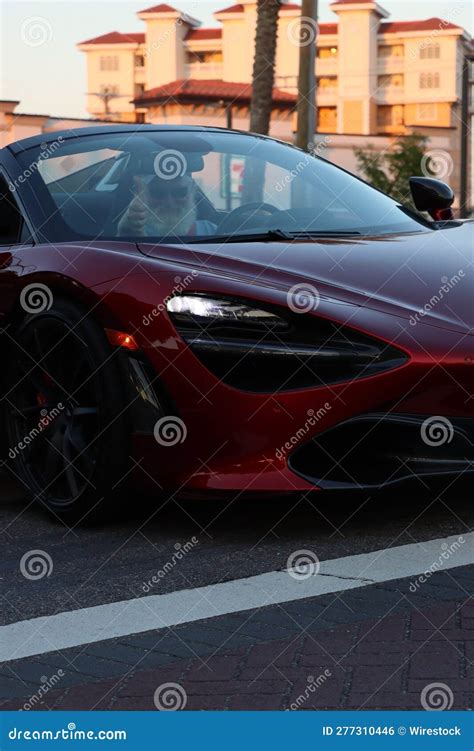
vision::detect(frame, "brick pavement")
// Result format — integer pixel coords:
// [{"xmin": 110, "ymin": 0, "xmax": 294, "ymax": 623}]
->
[{"xmin": 0, "ymin": 567, "xmax": 472, "ymax": 711}]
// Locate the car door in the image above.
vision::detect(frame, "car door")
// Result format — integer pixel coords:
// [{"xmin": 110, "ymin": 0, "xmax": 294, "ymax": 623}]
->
[{"xmin": 0, "ymin": 171, "xmax": 34, "ymax": 320}]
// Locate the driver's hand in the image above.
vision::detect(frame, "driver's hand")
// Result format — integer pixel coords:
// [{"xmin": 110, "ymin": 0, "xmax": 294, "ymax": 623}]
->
[{"xmin": 119, "ymin": 177, "xmax": 149, "ymax": 235}]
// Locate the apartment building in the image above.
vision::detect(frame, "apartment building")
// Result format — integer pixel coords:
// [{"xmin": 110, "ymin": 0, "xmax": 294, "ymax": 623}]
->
[{"xmin": 78, "ymin": 0, "xmax": 472, "ymax": 204}]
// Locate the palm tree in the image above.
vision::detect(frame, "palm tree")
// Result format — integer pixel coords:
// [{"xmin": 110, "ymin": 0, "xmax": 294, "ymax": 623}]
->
[
  {"xmin": 249, "ymin": 0, "xmax": 281, "ymax": 135},
  {"xmin": 243, "ymin": 0, "xmax": 281, "ymax": 202}
]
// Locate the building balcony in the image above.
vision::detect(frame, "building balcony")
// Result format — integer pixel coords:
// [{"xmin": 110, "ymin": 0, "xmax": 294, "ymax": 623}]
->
[
  {"xmin": 377, "ymin": 57, "xmax": 405, "ymax": 74},
  {"xmin": 316, "ymin": 58, "xmax": 338, "ymax": 75},
  {"xmin": 376, "ymin": 87, "xmax": 405, "ymax": 103},
  {"xmin": 317, "ymin": 88, "xmax": 338, "ymax": 104},
  {"xmin": 185, "ymin": 62, "xmax": 224, "ymax": 80}
]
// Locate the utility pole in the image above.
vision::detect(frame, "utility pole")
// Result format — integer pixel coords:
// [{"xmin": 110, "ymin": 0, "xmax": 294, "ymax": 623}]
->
[{"xmin": 295, "ymin": 0, "xmax": 318, "ymax": 152}]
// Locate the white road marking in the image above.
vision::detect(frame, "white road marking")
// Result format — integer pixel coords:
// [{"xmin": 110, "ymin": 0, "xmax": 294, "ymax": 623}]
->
[{"xmin": 1, "ymin": 532, "xmax": 471, "ymax": 663}]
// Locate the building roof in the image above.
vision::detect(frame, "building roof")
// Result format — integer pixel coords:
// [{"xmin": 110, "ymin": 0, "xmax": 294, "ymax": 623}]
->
[
  {"xmin": 216, "ymin": 2, "xmax": 300, "ymax": 11},
  {"xmin": 138, "ymin": 3, "xmax": 179, "ymax": 13},
  {"xmin": 134, "ymin": 79, "xmax": 297, "ymax": 106},
  {"xmin": 215, "ymin": 3, "xmax": 244, "ymax": 12},
  {"xmin": 78, "ymin": 31, "xmax": 145, "ymax": 45},
  {"xmin": 380, "ymin": 17, "xmax": 462, "ymax": 33},
  {"xmin": 185, "ymin": 28, "xmax": 223, "ymax": 41},
  {"xmin": 319, "ymin": 23, "xmax": 338, "ymax": 35},
  {"xmin": 79, "ymin": 14, "xmax": 462, "ymax": 47}
]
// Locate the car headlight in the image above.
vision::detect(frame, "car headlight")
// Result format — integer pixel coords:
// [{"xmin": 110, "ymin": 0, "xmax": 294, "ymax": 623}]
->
[
  {"xmin": 167, "ymin": 294, "xmax": 408, "ymax": 392},
  {"xmin": 166, "ymin": 295, "xmax": 289, "ymax": 332}
]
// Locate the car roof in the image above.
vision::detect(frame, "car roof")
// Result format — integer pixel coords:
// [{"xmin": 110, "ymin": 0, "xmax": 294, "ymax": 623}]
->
[{"xmin": 4, "ymin": 124, "xmax": 259, "ymax": 155}]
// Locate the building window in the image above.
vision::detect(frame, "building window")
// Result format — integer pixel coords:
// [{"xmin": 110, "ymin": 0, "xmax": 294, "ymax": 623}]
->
[
  {"xmin": 420, "ymin": 43, "xmax": 440, "ymax": 59},
  {"xmin": 317, "ymin": 107, "xmax": 337, "ymax": 131},
  {"xmin": 318, "ymin": 77, "xmax": 337, "ymax": 92},
  {"xmin": 99, "ymin": 56, "xmax": 119, "ymax": 71},
  {"xmin": 420, "ymin": 72, "xmax": 440, "ymax": 89},
  {"xmin": 417, "ymin": 103, "xmax": 438, "ymax": 121},
  {"xmin": 378, "ymin": 45, "xmax": 404, "ymax": 59},
  {"xmin": 135, "ymin": 55, "xmax": 145, "ymax": 68},
  {"xmin": 134, "ymin": 83, "xmax": 145, "ymax": 97},
  {"xmin": 377, "ymin": 105, "xmax": 404, "ymax": 126},
  {"xmin": 378, "ymin": 74, "xmax": 404, "ymax": 88},
  {"xmin": 186, "ymin": 51, "xmax": 223, "ymax": 64},
  {"xmin": 318, "ymin": 47, "xmax": 338, "ymax": 59}
]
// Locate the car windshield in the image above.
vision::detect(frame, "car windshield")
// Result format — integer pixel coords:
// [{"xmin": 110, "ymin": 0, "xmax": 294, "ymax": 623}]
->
[{"xmin": 18, "ymin": 129, "xmax": 428, "ymax": 242}]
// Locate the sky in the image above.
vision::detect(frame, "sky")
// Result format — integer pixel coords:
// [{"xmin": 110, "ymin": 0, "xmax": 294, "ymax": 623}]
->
[{"xmin": 1, "ymin": 0, "xmax": 472, "ymax": 119}]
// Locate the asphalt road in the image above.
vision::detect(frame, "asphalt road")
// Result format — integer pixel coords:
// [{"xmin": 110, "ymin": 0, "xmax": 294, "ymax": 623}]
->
[
  {"xmin": 1, "ymin": 472, "xmax": 472, "ymax": 711},
  {"xmin": 1, "ymin": 472, "xmax": 472, "ymax": 625}
]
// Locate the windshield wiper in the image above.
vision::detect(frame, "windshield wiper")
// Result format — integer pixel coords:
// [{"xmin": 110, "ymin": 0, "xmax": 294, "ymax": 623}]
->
[
  {"xmin": 187, "ymin": 229, "xmax": 361, "ymax": 244},
  {"xmin": 188, "ymin": 229, "xmax": 293, "ymax": 244}
]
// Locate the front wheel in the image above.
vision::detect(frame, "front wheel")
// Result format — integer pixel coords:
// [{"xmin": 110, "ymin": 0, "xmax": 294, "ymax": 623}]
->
[{"xmin": 5, "ymin": 299, "xmax": 131, "ymax": 523}]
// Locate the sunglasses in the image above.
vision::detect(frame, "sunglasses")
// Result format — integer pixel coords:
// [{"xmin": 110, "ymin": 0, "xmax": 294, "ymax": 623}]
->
[{"xmin": 148, "ymin": 182, "xmax": 190, "ymax": 201}]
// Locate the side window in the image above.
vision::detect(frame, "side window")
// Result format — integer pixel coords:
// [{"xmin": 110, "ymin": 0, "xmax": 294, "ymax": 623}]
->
[{"xmin": 0, "ymin": 175, "xmax": 23, "ymax": 245}]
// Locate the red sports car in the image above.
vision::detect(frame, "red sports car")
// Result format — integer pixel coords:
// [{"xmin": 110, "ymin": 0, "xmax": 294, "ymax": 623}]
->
[{"xmin": 0, "ymin": 125, "xmax": 472, "ymax": 521}]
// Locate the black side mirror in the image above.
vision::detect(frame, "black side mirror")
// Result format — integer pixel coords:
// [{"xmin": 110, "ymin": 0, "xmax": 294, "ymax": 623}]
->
[{"xmin": 409, "ymin": 177, "xmax": 454, "ymax": 221}]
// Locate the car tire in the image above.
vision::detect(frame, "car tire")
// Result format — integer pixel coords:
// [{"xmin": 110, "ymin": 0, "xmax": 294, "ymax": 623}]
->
[{"xmin": 5, "ymin": 298, "xmax": 131, "ymax": 524}]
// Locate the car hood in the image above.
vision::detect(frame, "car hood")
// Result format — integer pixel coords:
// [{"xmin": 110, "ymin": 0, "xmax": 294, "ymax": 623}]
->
[{"xmin": 138, "ymin": 222, "xmax": 474, "ymax": 335}]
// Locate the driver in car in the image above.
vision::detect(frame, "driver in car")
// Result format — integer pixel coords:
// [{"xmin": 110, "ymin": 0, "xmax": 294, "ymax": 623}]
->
[{"xmin": 117, "ymin": 174, "xmax": 217, "ymax": 238}]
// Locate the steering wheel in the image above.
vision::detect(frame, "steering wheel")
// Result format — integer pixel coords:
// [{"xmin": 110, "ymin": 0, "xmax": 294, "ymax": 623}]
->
[{"xmin": 217, "ymin": 202, "xmax": 280, "ymax": 234}]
